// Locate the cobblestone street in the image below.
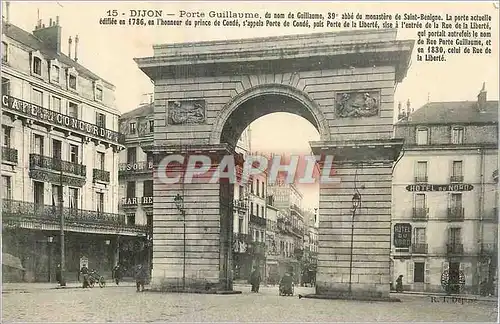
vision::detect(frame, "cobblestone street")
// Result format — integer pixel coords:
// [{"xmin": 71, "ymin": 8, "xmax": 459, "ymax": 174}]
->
[{"xmin": 2, "ymin": 284, "xmax": 498, "ymax": 322}]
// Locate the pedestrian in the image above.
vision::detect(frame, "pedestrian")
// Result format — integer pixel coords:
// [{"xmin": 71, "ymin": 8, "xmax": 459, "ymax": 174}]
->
[
  {"xmin": 112, "ymin": 264, "xmax": 122, "ymax": 285},
  {"xmin": 396, "ymin": 275, "xmax": 403, "ymax": 293},
  {"xmin": 80, "ymin": 264, "xmax": 90, "ymax": 288},
  {"xmin": 250, "ymin": 266, "xmax": 261, "ymax": 293},
  {"xmin": 135, "ymin": 264, "xmax": 148, "ymax": 292}
]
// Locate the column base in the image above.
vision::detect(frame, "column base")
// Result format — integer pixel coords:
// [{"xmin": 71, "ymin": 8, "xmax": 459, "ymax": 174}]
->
[
  {"xmin": 149, "ymin": 277, "xmax": 241, "ymax": 294},
  {"xmin": 315, "ymin": 282, "xmax": 392, "ymax": 300}
]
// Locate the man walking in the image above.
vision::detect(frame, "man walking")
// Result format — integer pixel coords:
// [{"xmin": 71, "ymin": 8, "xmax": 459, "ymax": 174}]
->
[
  {"xmin": 250, "ymin": 266, "xmax": 261, "ymax": 293},
  {"xmin": 135, "ymin": 264, "xmax": 148, "ymax": 292}
]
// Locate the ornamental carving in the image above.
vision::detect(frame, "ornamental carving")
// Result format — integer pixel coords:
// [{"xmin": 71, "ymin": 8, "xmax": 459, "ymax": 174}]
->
[
  {"xmin": 335, "ymin": 90, "xmax": 380, "ymax": 118},
  {"xmin": 168, "ymin": 100, "xmax": 206, "ymax": 125}
]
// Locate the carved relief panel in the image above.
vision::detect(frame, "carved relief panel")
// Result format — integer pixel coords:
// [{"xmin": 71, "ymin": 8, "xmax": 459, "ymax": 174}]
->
[
  {"xmin": 335, "ymin": 90, "xmax": 380, "ymax": 118},
  {"xmin": 167, "ymin": 100, "xmax": 206, "ymax": 125}
]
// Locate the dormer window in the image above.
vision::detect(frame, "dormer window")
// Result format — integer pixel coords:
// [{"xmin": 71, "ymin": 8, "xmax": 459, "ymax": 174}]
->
[
  {"xmin": 67, "ymin": 67, "xmax": 78, "ymax": 91},
  {"xmin": 69, "ymin": 74, "xmax": 77, "ymax": 90},
  {"xmin": 33, "ymin": 57, "xmax": 42, "ymax": 76},
  {"xmin": 130, "ymin": 122, "xmax": 136, "ymax": 134},
  {"xmin": 94, "ymin": 82, "xmax": 103, "ymax": 102},
  {"xmin": 2, "ymin": 42, "xmax": 8, "ymax": 63},
  {"xmin": 416, "ymin": 127, "xmax": 429, "ymax": 145},
  {"xmin": 50, "ymin": 61, "xmax": 60, "ymax": 84},
  {"xmin": 451, "ymin": 126, "xmax": 464, "ymax": 144}
]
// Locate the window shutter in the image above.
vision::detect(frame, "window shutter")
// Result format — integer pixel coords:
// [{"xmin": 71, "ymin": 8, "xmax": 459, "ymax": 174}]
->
[
  {"xmin": 424, "ymin": 262, "xmax": 431, "ymax": 284},
  {"xmin": 407, "ymin": 260, "xmax": 414, "ymax": 283}
]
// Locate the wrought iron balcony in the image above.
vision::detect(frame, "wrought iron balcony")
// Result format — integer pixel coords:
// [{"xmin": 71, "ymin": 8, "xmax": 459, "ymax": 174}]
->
[
  {"xmin": 2, "ymin": 146, "xmax": 18, "ymax": 164},
  {"xmin": 480, "ymin": 243, "xmax": 497, "ymax": 256},
  {"xmin": 412, "ymin": 208, "xmax": 429, "ymax": 221},
  {"xmin": 414, "ymin": 176, "xmax": 428, "ymax": 183},
  {"xmin": 118, "ymin": 161, "xmax": 153, "ymax": 176},
  {"xmin": 291, "ymin": 204, "xmax": 303, "ymax": 216},
  {"xmin": 446, "ymin": 243, "xmax": 464, "ymax": 255},
  {"xmin": 29, "ymin": 154, "xmax": 86, "ymax": 177},
  {"xmin": 447, "ymin": 207, "xmax": 465, "ymax": 222},
  {"xmin": 411, "ymin": 243, "xmax": 428, "ymax": 254},
  {"xmin": 292, "ymin": 226, "xmax": 304, "ymax": 238},
  {"xmin": 250, "ymin": 214, "xmax": 267, "ymax": 227},
  {"xmin": 450, "ymin": 175, "xmax": 464, "ymax": 183},
  {"xmin": 493, "ymin": 169, "xmax": 498, "ymax": 183},
  {"xmin": 92, "ymin": 168, "xmax": 110, "ymax": 183},
  {"xmin": 233, "ymin": 199, "xmax": 248, "ymax": 211},
  {"xmin": 2, "ymin": 199, "xmax": 145, "ymax": 231}
]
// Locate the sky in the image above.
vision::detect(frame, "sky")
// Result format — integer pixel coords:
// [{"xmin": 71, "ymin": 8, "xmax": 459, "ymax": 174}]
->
[{"xmin": 4, "ymin": 1, "xmax": 499, "ymax": 208}]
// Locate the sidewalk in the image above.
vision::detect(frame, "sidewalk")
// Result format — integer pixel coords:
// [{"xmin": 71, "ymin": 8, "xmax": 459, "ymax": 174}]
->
[
  {"xmin": 2, "ymin": 280, "xmax": 136, "ymax": 293},
  {"xmin": 392, "ymin": 290, "xmax": 498, "ymax": 302}
]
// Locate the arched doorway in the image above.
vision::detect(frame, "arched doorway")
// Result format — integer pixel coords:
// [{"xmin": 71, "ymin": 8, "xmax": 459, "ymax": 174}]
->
[{"xmin": 136, "ymin": 29, "xmax": 413, "ymax": 297}]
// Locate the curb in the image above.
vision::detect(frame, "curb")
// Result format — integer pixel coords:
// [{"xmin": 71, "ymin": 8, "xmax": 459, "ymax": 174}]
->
[
  {"xmin": 301, "ymin": 294, "xmax": 401, "ymax": 303},
  {"xmin": 147, "ymin": 289, "xmax": 242, "ymax": 295}
]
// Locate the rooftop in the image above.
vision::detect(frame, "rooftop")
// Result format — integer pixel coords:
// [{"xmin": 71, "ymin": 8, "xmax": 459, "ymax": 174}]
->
[
  {"xmin": 397, "ymin": 100, "xmax": 498, "ymax": 125},
  {"xmin": 120, "ymin": 103, "xmax": 154, "ymax": 120},
  {"xmin": 2, "ymin": 20, "xmax": 114, "ymax": 89}
]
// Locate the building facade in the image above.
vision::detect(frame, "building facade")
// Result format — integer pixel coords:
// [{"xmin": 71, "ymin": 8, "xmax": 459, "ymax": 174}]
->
[
  {"xmin": 1, "ymin": 18, "xmax": 144, "ymax": 282},
  {"xmin": 117, "ymin": 101, "xmax": 155, "ymax": 276},
  {"xmin": 267, "ymin": 180, "xmax": 306, "ymax": 284},
  {"xmin": 391, "ymin": 85, "xmax": 498, "ymax": 295}
]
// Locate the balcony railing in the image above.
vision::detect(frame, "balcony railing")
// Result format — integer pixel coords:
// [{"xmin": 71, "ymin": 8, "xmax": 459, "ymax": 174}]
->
[
  {"xmin": 446, "ymin": 243, "xmax": 464, "ymax": 255},
  {"xmin": 248, "ymin": 241, "xmax": 266, "ymax": 256},
  {"xmin": 291, "ymin": 204, "xmax": 303, "ymax": 216},
  {"xmin": 414, "ymin": 176, "xmax": 428, "ymax": 183},
  {"xmin": 450, "ymin": 175, "xmax": 464, "ymax": 183},
  {"xmin": 92, "ymin": 168, "xmax": 110, "ymax": 183},
  {"xmin": 493, "ymin": 169, "xmax": 498, "ymax": 183},
  {"xmin": 233, "ymin": 199, "xmax": 248, "ymax": 211},
  {"xmin": 292, "ymin": 226, "xmax": 304, "ymax": 238},
  {"xmin": 250, "ymin": 214, "xmax": 267, "ymax": 227},
  {"xmin": 411, "ymin": 243, "xmax": 428, "ymax": 254},
  {"xmin": 412, "ymin": 208, "xmax": 429, "ymax": 221},
  {"xmin": 480, "ymin": 243, "xmax": 497, "ymax": 256},
  {"xmin": 447, "ymin": 207, "xmax": 465, "ymax": 222},
  {"xmin": 2, "ymin": 147, "xmax": 18, "ymax": 164},
  {"xmin": 2, "ymin": 199, "xmax": 145, "ymax": 231},
  {"xmin": 118, "ymin": 161, "xmax": 154, "ymax": 176},
  {"xmin": 29, "ymin": 154, "xmax": 86, "ymax": 177}
]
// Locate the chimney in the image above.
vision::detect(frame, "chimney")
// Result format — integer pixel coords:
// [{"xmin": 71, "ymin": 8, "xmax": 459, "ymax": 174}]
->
[
  {"xmin": 5, "ymin": 1, "xmax": 10, "ymax": 24},
  {"xmin": 68, "ymin": 36, "xmax": 72, "ymax": 59},
  {"xmin": 407, "ymin": 99, "xmax": 412, "ymax": 113},
  {"xmin": 32, "ymin": 17, "xmax": 62, "ymax": 54},
  {"xmin": 74, "ymin": 35, "xmax": 79, "ymax": 62},
  {"xmin": 477, "ymin": 82, "xmax": 487, "ymax": 112},
  {"xmin": 56, "ymin": 16, "xmax": 59, "ymax": 25}
]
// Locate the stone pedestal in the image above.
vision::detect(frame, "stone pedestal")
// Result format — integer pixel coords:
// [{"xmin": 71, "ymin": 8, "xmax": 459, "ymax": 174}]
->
[
  {"xmin": 312, "ymin": 139, "xmax": 403, "ymax": 299},
  {"xmin": 149, "ymin": 145, "xmax": 236, "ymax": 292}
]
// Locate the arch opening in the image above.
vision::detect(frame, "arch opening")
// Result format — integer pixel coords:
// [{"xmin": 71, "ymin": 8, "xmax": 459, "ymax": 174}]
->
[{"xmin": 210, "ymin": 84, "xmax": 330, "ymax": 148}]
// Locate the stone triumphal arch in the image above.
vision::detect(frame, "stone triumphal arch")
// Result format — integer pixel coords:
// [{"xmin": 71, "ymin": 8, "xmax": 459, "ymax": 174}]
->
[{"xmin": 135, "ymin": 29, "xmax": 414, "ymax": 298}]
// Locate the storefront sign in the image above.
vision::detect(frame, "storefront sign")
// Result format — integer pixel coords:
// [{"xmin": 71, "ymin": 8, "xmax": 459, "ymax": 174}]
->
[
  {"xmin": 141, "ymin": 196, "xmax": 153, "ymax": 205},
  {"xmin": 394, "ymin": 223, "xmax": 412, "ymax": 248},
  {"xmin": 122, "ymin": 197, "xmax": 138, "ymax": 205},
  {"xmin": 406, "ymin": 184, "xmax": 474, "ymax": 192},
  {"xmin": 2, "ymin": 95, "xmax": 121, "ymax": 143}
]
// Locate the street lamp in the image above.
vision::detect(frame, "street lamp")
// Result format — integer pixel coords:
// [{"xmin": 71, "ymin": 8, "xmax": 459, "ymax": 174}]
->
[
  {"xmin": 348, "ymin": 192, "xmax": 362, "ymax": 295},
  {"xmin": 174, "ymin": 193, "xmax": 186, "ymax": 290}
]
